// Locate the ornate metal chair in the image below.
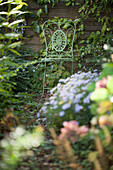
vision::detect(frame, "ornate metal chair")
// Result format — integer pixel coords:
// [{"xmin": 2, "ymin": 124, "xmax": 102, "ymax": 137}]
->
[{"xmin": 42, "ymin": 19, "xmax": 76, "ymax": 95}]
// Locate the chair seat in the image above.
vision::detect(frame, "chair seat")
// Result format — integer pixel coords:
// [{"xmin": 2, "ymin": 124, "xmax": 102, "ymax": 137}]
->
[{"xmin": 41, "ymin": 58, "xmax": 73, "ymax": 62}]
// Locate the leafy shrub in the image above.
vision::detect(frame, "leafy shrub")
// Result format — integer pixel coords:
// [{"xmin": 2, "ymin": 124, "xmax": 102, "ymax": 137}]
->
[
  {"xmin": 0, "ymin": 0, "xmax": 29, "ymax": 117},
  {"xmin": 49, "ymin": 54, "xmax": 113, "ymax": 170},
  {"xmin": 30, "ymin": 0, "xmax": 113, "ymax": 72},
  {"xmin": 89, "ymin": 62, "xmax": 113, "ymax": 119},
  {"xmin": 86, "ymin": 61, "xmax": 113, "ymax": 170},
  {"xmin": 9, "ymin": 47, "xmax": 41, "ymax": 93},
  {"xmin": 0, "ymin": 125, "xmax": 44, "ymax": 170},
  {"xmin": 38, "ymin": 71, "xmax": 100, "ymax": 129},
  {"xmin": 50, "ymin": 125, "xmax": 94, "ymax": 169},
  {"xmin": 9, "ymin": 47, "xmax": 70, "ymax": 95},
  {"xmin": 0, "ymin": 1, "xmax": 39, "ymax": 118}
]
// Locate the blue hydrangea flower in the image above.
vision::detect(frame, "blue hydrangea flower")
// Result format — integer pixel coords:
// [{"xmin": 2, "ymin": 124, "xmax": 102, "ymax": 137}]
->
[{"xmin": 39, "ymin": 70, "xmax": 100, "ymax": 121}]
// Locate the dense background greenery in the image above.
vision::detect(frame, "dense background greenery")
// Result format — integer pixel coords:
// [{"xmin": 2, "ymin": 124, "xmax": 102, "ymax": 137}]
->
[
  {"xmin": 0, "ymin": 0, "xmax": 113, "ymax": 169},
  {"xmin": 29, "ymin": 0, "xmax": 113, "ymax": 70}
]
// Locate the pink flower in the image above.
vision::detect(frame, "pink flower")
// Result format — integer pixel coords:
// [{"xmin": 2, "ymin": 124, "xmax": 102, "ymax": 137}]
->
[
  {"xmin": 96, "ymin": 77, "xmax": 107, "ymax": 89},
  {"xmin": 63, "ymin": 121, "xmax": 69, "ymax": 127},
  {"xmin": 63, "ymin": 120, "xmax": 78, "ymax": 128},
  {"xmin": 59, "ymin": 134, "xmax": 65, "ymax": 140},
  {"xmin": 79, "ymin": 126, "xmax": 89, "ymax": 137},
  {"xmin": 60, "ymin": 127, "xmax": 69, "ymax": 135},
  {"xmin": 59, "ymin": 120, "xmax": 89, "ymax": 142},
  {"xmin": 95, "ymin": 76, "xmax": 111, "ymax": 89}
]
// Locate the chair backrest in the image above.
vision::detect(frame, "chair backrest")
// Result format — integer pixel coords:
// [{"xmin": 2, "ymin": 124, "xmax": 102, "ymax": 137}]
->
[{"xmin": 42, "ymin": 19, "xmax": 76, "ymax": 59}]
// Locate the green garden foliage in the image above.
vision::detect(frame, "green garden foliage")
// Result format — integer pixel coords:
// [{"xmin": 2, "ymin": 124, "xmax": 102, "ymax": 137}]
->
[
  {"xmin": 0, "ymin": 125, "xmax": 44, "ymax": 170},
  {"xmin": 0, "ymin": 2, "xmax": 44, "ymax": 168},
  {"xmin": 0, "ymin": 0, "xmax": 36, "ymax": 118},
  {"xmin": 38, "ymin": 70, "xmax": 99, "ymax": 129},
  {"xmin": 1, "ymin": 0, "xmax": 113, "ymax": 169},
  {"xmin": 45, "ymin": 52, "xmax": 113, "ymax": 169},
  {"xmin": 88, "ymin": 53, "xmax": 113, "ymax": 170},
  {"xmin": 28, "ymin": 0, "xmax": 113, "ymax": 71}
]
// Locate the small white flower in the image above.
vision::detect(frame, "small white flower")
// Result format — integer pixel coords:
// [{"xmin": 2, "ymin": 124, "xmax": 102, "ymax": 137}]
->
[
  {"xmin": 45, "ymin": 102, "xmax": 50, "ymax": 105},
  {"xmin": 81, "ymin": 86, "xmax": 87, "ymax": 91},
  {"xmin": 75, "ymin": 104, "xmax": 83, "ymax": 112},
  {"xmin": 53, "ymin": 105, "xmax": 58, "ymax": 109},
  {"xmin": 50, "ymin": 87, "xmax": 57, "ymax": 94},
  {"xmin": 50, "ymin": 100, "xmax": 57, "ymax": 105},
  {"xmin": 76, "ymin": 93, "xmax": 84, "ymax": 100},
  {"xmin": 41, "ymin": 106, "xmax": 47, "ymax": 112},
  {"xmin": 110, "ymin": 96, "xmax": 113, "ymax": 103},
  {"xmin": 103, "ymin": 44, "xmax": 109, "ymax": 50},
  {"xmin": 37, "ymin": 113, "xmax": 40, "ymax": 118},
  {"xmin": 59, "ymin": 79, "xmax": 66, "ymax": 83},
  {"xmin": 91, "ymin": 117, "xmax": 97, "ymax": 125},
  {"xmin": 62, "ymin": 103, "xmax": 71, "ymax": 110},
  {"xmin": 65, "ymin": 77, "xmax": 70, "ymax": 82},
  {"xmin": 78, "ymin": 71, "xmax": 81, "ymax": 74},
  {"xmin": 57, "ymin": 83, "xmax": 61, "ymax": 89},
  {"xmin": 42, "ymin": 118, "xmax": 46, "ymax": 122},
  {"xmin": 59, "ymin": 111, "xmax": 65, "ymax": 117},
  {"xmin": 83, "ymin": 94, "xmax": 91, "ymax": 104}
]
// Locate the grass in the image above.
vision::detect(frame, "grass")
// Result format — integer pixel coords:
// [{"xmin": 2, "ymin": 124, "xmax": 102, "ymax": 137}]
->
[
  {"xmin": 15, "ymin": 92, "xmax": 94, "ymax": 170},
  {"xmin": 15, "ymin": 92, "xmax": 64, "ymax": 170}
]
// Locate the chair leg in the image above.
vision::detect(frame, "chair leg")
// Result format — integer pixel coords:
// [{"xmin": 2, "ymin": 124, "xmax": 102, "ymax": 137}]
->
[
  {"xmin": 72, "ymin": 59, "xmax": 74, "ymax": 74},
  {"xmin": 43, "ymin": 72, "xmax": 45, "ymax": 95},
  {"xmin": 43, "ymin": 61, "xmax": 46, "ymax": 95}
]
